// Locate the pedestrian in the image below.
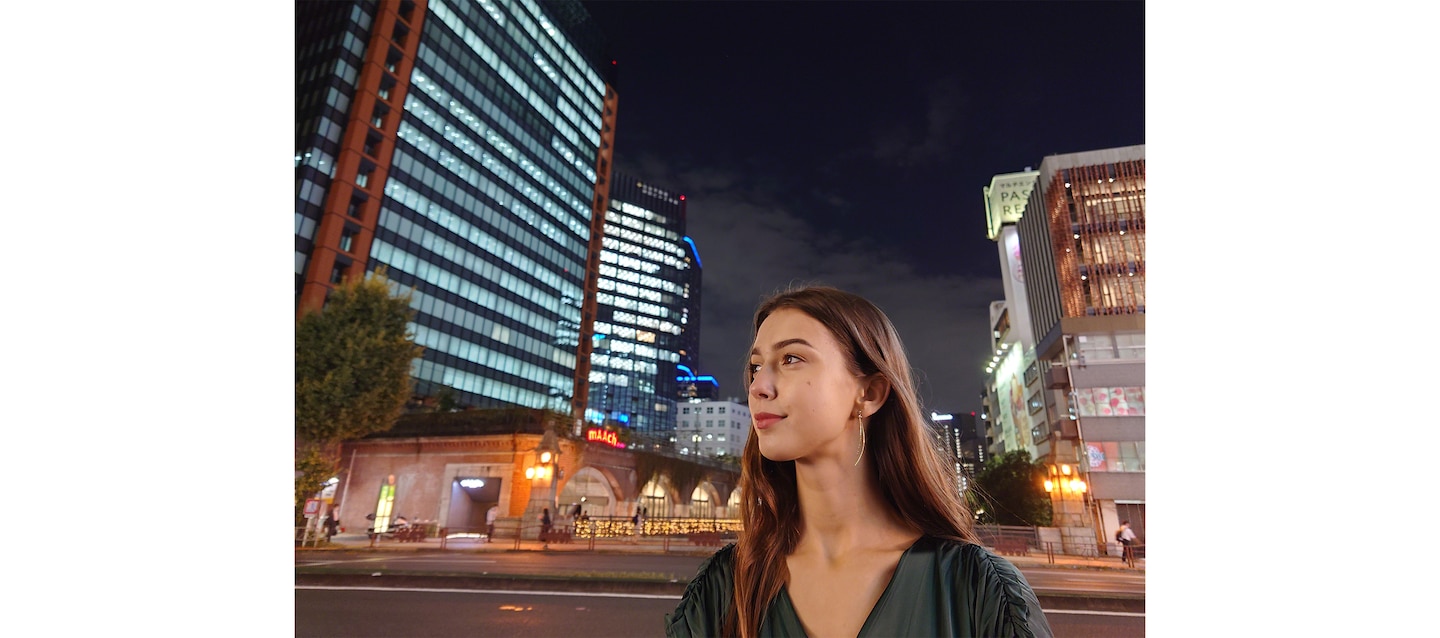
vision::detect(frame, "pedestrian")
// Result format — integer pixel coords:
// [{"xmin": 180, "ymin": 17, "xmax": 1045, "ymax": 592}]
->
[
  {"xmin": 540, "ymin": 507, "xmax": 553, "ymax": 535},
  {"xmin": 1117, "ymin": 520, "xmax": 1138, "ymax": 564},
  {"xmin": 665, "ymin": 285, "xmax": 1052, "ymax": 638},
  {"xmin": 632, "ymin": 507, "xmax": 645, "ymax": 541},
  {"xmin": 485, "ymin": 505, "xmax": 498, "ymax": 543},
  {"xmin": 323, "ymin": 504, "xmax": 340, "ymax": 541}
]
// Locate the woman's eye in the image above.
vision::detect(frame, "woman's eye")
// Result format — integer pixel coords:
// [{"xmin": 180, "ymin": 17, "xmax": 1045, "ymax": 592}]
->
[
  {"xmin": 748, "ymin": 364, "xmax": 761, "ymax": 374},
  {"xmin": 782, "ymin": 354, "xmax": 802, "ymax": 364}
]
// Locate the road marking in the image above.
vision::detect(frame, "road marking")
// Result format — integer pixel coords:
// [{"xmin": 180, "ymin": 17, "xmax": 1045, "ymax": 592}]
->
[
  {"xmin": 298, "ymin": 557, "xmax": 393, "ymax": 567},
  {"xmin": 1035, "ymin": 587, "xmax": 1143, "ymax": 595},
  {"xmin": 1043, "ymin": 609, "xmax": 1145, "ymax": 617},
  {"xmin": 295, "ymin": 586, "xmax": 681, "ymax": 600},
  {"xmin": 295, "ymin": 586, "xmax": 1145, "ymax": 615},
  {"xmin": 372, "ymin": 558, "xmax": 498, "ymax": 563}
]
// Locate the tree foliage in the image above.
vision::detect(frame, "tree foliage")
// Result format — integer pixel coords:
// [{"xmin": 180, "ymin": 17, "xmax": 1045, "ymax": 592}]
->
[
  {"xmin": 294, "ymin": 268, "xmax": 423, "ymax": 508},
  {"xmin": 969, "ymin": 450, "xmax": 1053, "ymax": 527},
  {"xmin": 294, "ymin": 442, "xmax": 338, "ymax": 525}
]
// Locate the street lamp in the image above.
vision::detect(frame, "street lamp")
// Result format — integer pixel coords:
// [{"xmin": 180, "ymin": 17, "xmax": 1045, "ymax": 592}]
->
[
  {"xmin": 1043, "ymin": 463, "xmax": 1086, "ymax": 495},
  {"xmin": 524, "ymin": 449, "xmax": 555, "ymax": 481},
  {"xmin": 522, "ymin": 429, "xmax": 561, "ymax": 540},
  {"xmin": 1043, "ymin": 463, "xmax": 1088, "ymax": 526}
]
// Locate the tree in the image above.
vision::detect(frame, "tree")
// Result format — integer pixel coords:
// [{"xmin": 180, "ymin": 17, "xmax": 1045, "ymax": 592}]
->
[
  {"xmin": 435, "ymin": 386, "xmax": 461, "ymax": 413},
  {"xmin": 969, "ymin": 450, "xmax": 1052, "ymax": 527},
  {"xmin": 294, "ymin": 268, "xmax": 423, "ymax": 513}
]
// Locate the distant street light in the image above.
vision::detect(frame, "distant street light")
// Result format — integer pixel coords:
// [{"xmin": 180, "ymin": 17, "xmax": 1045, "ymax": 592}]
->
[
  {"xmin": 1043, "ymin": 462, "xmax": 1096, "ymax": 553},
  {"xmin": 1043, "ymin": 463, "xmax": 1087, "ymax": 497},
  {"xmin": 523, "ymin": 428, "xmax": 562, "ymax": 540}
]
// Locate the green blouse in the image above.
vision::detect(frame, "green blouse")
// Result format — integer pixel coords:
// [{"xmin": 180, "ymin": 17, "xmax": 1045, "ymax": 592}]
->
[{"xmin": 664, "ymin": 536, "xmax": 1053, "ymax": 637}]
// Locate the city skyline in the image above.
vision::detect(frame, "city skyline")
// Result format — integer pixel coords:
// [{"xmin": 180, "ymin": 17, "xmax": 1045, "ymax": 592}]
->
[
  {"xmin": 583, "ymin": 1, "xmax": 1145, "ymax": 413},
  {"xmin": 10, "ymin": 3, "xmax": 1427, "ymax": 630}
]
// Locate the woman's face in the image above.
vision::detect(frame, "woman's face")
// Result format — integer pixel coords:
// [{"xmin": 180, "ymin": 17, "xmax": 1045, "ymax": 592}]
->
[{"xmin": 747, "ymin": 308, "xmax": 864, "ymax": 463}]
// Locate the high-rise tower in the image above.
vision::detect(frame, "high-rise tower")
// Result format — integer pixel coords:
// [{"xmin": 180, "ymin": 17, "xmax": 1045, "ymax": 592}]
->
[
  {"xmin": 980, "ymin": 169, "xmax": 1043, "ymax": 460},
  {"xmin": 294, "ymin": 0, "xmax": 619, "ymax": 426},
  {"xmin": 586, "ymin": 173, "xmax": 696, "ymax": 441}
]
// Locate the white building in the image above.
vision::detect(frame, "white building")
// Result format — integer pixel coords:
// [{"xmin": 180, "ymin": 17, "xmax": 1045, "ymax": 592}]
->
[{"xmin": 676, "ymin": 397, "xmax": 749, "ymax": 458}]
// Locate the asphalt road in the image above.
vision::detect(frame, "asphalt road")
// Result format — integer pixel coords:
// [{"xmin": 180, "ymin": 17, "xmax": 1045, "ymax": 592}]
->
[
  {"xmin": 296, "ymin": 550, "xmax": 1145, "ymax": 600},
  {"xmin": 295, "ymin": 588, "xmax": 1145, "ymax": 637}
]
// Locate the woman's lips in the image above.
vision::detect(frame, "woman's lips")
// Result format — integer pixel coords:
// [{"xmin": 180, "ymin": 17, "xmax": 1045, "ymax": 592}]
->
[{"xmin": 753, "ymin": 413, "xmax": 783, "ymax": 429}]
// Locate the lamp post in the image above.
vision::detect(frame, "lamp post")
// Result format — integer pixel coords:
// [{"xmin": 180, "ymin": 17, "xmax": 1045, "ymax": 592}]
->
[
  {"xmin": 1043, "ymin": 462, "xmax": 1089, "ymax": 552},
  {"xmin": 522, "ymin": 429, "xmax": 561, "ymax": 540}
]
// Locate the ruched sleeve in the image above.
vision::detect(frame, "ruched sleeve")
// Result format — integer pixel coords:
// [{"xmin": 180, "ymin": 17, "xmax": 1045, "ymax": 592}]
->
[
  {"xmin": 950, "ymin": 543, "xmax": 1053, "ymax": 638},
  {"xmin": 665, "ymin": 543, "xmax": 737, "ymax": 638}
]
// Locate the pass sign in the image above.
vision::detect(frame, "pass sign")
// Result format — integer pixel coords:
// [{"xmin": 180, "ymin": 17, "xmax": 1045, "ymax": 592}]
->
[{"xmin": 304, "ymin": 499, "xmax": 322, "ymax": 517}]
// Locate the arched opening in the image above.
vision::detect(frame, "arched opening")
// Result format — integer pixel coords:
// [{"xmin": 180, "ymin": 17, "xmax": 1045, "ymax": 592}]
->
[
  {"xmin": 640, "ymin": 476, "xmax": 673, "ymax": 519},
  {"xmin": 690, "ymin": 482, "xmax": 718, "ymax": 519},
  {"xmin": 726, "ymin": 487, "xmax": 743, "ymax": 519},
  {"xmin": 557, "ymin": 467, "xmax": 616, "ymax": 519}
]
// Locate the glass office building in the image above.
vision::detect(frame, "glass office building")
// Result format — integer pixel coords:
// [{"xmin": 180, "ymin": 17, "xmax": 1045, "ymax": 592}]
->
[
  {"xmin": 586, "ymin": 173, "xmax": 699, "ymax": 439},
  {"xmin": 295, "ymin": 0, "xmax": 618, "ymax": 414}
]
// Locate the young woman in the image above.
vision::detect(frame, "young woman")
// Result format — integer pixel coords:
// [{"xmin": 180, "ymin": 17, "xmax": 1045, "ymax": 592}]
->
[{"xmin": 666, "ymin": 286, "xmax": 1052, "ymax": 638}]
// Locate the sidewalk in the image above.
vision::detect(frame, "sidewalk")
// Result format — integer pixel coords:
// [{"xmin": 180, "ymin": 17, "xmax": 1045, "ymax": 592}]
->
[{"xmin": 302, "ymin": 532, "xmax": 1144, "ymax": 573}]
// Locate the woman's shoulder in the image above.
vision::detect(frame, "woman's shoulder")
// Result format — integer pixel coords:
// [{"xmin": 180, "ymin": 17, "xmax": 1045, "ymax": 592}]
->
[
  {"xmin": 919, "ymin": 536, "xmax": 1054, "ymax": 637},
  {"xmin": 924, "ymin": 536, "xmax": 1016, "ymax": 566},
  {"xmin": 664, "ymin": 543, "xmax": 737, "ymax": 638},
  {"xmin": 921, "ymin": 536, "xmax": 1034, "ymax": 589}
]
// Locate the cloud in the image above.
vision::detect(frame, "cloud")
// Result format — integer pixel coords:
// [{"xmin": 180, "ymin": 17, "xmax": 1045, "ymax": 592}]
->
[
  {"xmin": 618, "ymin": 153, "xmax": 1003, "ymax": 412},
  {"xmin": 867, "ymin": 77, "xmax": 968, "ymax": 168}
]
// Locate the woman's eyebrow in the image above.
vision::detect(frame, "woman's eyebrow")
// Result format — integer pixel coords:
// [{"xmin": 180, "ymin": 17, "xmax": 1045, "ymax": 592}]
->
[{"xmin": 750, "ymin": 338, "xmax": 814, "ymax": 356}]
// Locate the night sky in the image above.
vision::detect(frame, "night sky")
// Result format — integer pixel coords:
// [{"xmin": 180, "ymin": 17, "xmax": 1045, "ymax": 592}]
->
[{"xmin": 582, "ymin": 1, "xmax": 1146, "ymax": 414}]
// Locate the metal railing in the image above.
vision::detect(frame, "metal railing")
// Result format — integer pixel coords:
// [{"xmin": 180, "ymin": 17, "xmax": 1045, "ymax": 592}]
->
[
  {"xmin": 433, "ymin": 517, "xmax": 739, "ymax": 553},
  {"xmin": 294, "ymin": 526, "xmax": 336, "ymax": 547},
  {"xmin": 1006, "ymin": 540, "xmax": 1144, "ymax": 567},
  {"xmin": 314, "ymin": 518, "xmax": 1140, "ymax": 565}
]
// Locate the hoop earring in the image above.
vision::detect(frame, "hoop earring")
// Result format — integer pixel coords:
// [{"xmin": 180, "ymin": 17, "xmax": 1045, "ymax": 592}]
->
[{"xmin": 854, "ymin": 410, "xmax": 865, "ymax": 467}]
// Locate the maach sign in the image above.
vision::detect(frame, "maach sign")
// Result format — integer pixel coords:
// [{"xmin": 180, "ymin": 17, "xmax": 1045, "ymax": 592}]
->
[{"xmin": 585, "ymin": 427, "xmax": 625, "ymax": 449}]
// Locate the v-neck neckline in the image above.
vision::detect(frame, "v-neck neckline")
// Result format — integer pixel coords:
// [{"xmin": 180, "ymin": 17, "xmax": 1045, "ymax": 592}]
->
[{"xmin": 777, "ymin": 535, "xmax": 928, "ymax": 638}]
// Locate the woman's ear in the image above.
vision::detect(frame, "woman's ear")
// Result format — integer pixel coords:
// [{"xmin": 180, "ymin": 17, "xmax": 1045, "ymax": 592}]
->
[{"xmin": 859, "ymin": 374, "xmax": 891, "ymax": 417}]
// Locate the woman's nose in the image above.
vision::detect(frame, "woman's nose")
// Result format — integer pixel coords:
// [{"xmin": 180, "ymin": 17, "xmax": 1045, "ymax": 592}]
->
[{"xmin": 749, "ymin": 367, "xmax": 775, "ymax": 400}]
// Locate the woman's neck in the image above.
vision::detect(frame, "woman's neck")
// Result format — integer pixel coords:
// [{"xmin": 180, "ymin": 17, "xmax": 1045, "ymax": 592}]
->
[{"xmin": 791, "ymin": 457, "xmax": 911, "ymax": 561}]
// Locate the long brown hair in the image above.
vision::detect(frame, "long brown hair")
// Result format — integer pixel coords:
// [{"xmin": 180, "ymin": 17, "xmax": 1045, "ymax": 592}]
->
[{"xmin": 727, "ymin": 285, "xmax": 983, "ymax": 637}]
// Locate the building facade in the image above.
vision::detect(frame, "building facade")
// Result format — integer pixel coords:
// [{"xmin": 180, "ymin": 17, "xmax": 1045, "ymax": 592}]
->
[
  {"xmin": 677, "ymin": 374, "xmax": 720, "ymax": 401},
  {"xmin": 931, "ymin": 411, "xmax": 985, "ymax": 494},
  {"xmin": 676, "ymin": 397, "xmax": 750, "ymax": 459},
  {"xmin": 328, "ymin": 409, "xmax": 742, "ymax": 540},
  {"xmin": 294, "ymin": 0, "xmax": 620, "ymax": 427},
  {"xmin": 1018, "ymin": 145, "xmax": 1146, "ymax": 549},
  {"xmin": 979, "ymin": 170, "xmax": 1048, "ymax": 462},
  {"xmin": 585, "ymin": 173, "xmax": 696, "ymax": 439},
  {"xmin": 676, "ymin": 235, "xmax": 704, "ymax": 377}
]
